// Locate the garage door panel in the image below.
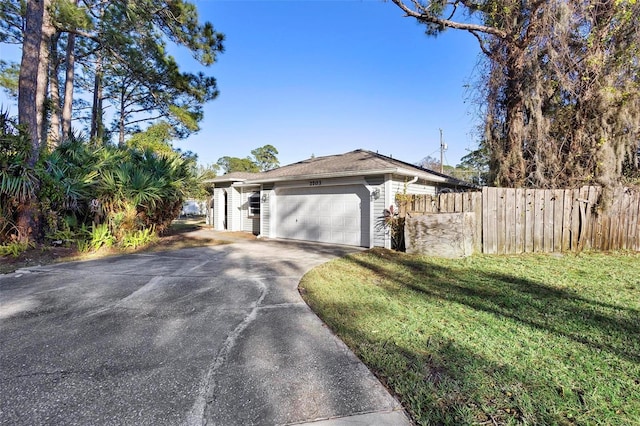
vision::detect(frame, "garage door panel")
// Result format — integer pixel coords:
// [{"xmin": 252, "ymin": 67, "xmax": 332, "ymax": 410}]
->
[
  {"xmin": 343, "ymin": 216, "xmax": 359, "ymax": 228},
  {"xmin": 318, "ymin": 216, "xmax": 331, "ymax": 227},
  {"xmin": 275, "ymin": 185, "xmax": 369, "ymax": 247}
]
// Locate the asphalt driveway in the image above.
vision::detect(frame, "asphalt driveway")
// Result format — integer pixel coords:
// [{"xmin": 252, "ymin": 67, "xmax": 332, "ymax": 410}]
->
[{"xmin": 0, "ymin": 237, "xmax": 409, "ymax": 425}]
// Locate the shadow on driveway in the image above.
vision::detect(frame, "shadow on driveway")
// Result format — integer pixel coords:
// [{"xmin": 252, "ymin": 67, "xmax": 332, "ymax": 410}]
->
[{"xmin": 0, "ymin": 238, "xmax": 407, "ymax": 425}]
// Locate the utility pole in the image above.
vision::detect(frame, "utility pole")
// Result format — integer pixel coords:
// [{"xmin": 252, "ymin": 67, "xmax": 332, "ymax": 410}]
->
[{"xmin": 439, "ymin": 129, "xmax": 447, "ymax": 173}]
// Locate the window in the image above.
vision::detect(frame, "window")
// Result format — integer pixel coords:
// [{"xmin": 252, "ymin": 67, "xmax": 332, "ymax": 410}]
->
[{"xmin": 248, "ymin": 193, "xmax": 260, "ymax": 216}]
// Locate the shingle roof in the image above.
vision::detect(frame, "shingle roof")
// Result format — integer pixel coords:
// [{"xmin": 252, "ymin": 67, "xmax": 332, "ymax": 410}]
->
[
  {"xmin": 258, "ymin": 149, "xmax": 398, "ymax": 178},
  {"xmin": 206, "ymin": 150, "xmax": 475, "ymax": 188},
  {"xmin": 208, "ymin": 171, "xmax": 261, "ymax": 183},
  {"xmin": 250, "ymin": 149, "xmax": 473, "ymax": 187}
]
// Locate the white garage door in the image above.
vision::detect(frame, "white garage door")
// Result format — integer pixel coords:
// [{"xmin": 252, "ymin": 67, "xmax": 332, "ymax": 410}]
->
[{"xmin": 275, "ymin": 185, "xmax": 370, "ymax": 247}]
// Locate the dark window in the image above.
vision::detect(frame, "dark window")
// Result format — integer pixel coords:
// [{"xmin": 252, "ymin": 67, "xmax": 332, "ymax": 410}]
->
[{"xmin": 249, "ymin": 193, "xmax": 260, "ymax": 216}]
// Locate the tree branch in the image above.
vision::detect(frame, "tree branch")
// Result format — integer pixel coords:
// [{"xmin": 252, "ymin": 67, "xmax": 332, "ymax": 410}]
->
[
  {"xmin": 469, "ymin": 30, "xmax": 493, "ymax": 57},
  {"xmin": 391, "ymin": 0, "xmax": 507, "ymax": 39},
  {"xmin": 124, "ymin": 114, "xmax": 167, "ymax": 126}
]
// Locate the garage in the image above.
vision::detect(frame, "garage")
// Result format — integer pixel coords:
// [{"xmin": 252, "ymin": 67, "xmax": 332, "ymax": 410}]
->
[
  {"xmin": 274, "ymin": 185, "xmax": 370, "ymax": 247},
  {"xmin": 208, "ymin": 149, "xmax": 475, "ymax": 249}
]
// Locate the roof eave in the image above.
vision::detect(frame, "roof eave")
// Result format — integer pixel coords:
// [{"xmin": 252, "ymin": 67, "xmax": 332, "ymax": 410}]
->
[
  {"xmin": 246, "ymin": 167, "xmax": 462, "ymax": 185},
  {"xmin": 393, "ymin": 168, "xmax": 477, "ymax": 188},
  {"xmin": 244, "ymin": 169, "xmax": 391, "ymax": 184},
  {"xmin": 207, "ymin": 178, "xmax": 248, "ymax": 184}
]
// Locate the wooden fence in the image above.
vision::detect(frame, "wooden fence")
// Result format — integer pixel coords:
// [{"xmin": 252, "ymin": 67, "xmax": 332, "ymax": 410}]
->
[{"xmin": 398, "ymin": 186, "xmax": 640, "ymax": 254}]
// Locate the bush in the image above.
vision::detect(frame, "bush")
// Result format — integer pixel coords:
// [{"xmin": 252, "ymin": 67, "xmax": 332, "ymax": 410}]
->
[
  {"xmin": 0, "ymin": 241, "xmax": 33, "ymax": 257},
  {"xmin": 121, "ymin": 227, "xmax": 157, "ymax": 250},
  {"xmin": 0, "ymin": 110, "xmax": 38, "ymax": 243},
  {"xmin": 1, "ymin": 112, "xmax": 197, "ymax": 248}
]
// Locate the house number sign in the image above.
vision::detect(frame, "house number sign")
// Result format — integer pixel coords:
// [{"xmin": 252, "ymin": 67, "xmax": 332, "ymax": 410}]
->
[{"xmin": 309, "ymin": 180, "xmax": 322, "ymax": 186}]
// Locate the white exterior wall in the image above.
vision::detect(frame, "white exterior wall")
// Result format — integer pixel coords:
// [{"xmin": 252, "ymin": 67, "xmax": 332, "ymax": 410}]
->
[
  {"xmin": 383, "ymin": 174, "xmax": 394, "ymax": 249},
  {"xmin": 229, "ymin": 186, "xmax": 243, "ymax": 231},
  {"xmin": 365, "ymin": 176, "xmax": 386, "ymax": 248},
  {"xmin": 212, "ymin": 186, "xmax": 228, "ymax": 230},
  {"xmin": 391, "ymin": 177, "xmax": 437, "ymax": 205},
  {"xmin": 240, "ymin": 187, "xmax": 261, "ymax": 234},
  {"xmin": 261, "ymin": 184, "xmax": 274, "ymax": 238},
  {"xmin": 240, "ymin": 189, "xmax": 250, "ymax": 232}
]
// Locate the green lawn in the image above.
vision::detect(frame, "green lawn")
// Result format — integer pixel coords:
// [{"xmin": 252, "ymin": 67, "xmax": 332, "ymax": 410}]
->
[{"xmin": 300, "ymin": 249, "xmax": 640, "ymax": 425}]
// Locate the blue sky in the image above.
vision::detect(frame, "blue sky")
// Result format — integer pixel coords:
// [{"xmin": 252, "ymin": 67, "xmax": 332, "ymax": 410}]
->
[{"xmin": 0, "ymin": 0, "xmax": 484, "ymax": 168}]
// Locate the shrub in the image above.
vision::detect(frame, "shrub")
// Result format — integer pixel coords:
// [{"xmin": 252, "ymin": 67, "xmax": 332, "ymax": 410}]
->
[
  {"xmin": 0, "ymin": 241, "xmax": 33, "ymax": 257},
  {"xmin": 121, "ymin": 227, "xmax": 157, "ymax": 250}
]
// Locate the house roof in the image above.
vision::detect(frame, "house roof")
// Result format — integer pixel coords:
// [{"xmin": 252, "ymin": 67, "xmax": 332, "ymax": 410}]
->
[
  {"xmin": 207, "ymin": 149, "xmax": 476, "ymax": 188},
  {"xmin": 250, "ymin": 149, "xmax": 474, "ymax": 187},
  {"xmin": 208, "ymin": 171, "xmax": 261, "ymax": 184}
]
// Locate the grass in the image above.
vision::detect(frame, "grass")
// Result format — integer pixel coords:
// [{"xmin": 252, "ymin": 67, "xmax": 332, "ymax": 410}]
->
[{"xmin": 300, "ymin": 249, "xmax": 640, "ymax": 425}]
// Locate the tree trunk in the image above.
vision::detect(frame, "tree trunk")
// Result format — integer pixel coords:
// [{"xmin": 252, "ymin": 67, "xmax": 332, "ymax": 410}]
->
[
  {"xmin": 37, "ymin": 0, "xmax": 55, "ymax": 152},
  {"xmin": 118, "ymin": 81, "xmax": 126, "ymax": 147},
  {"xmin": 61, "ymin": 33, "xmax": 76, "ymax": 141},
  {"xmin": 18, "ymin": 0, "xmax": 45, "ymax": 166},
  {"xmin": 494, "ymin": 46, "xmax": 527, "ymax": 187},
  {"xmin": 49, "ymin": 31, "xmax": 61, "ymax": 148},
  {"xmin": 17, "ymin": 0, "xmax": 52, "ymax": 242},
  {"xmin": 90, "ymin": 51, "xmax": 104, "ymax": 144}
]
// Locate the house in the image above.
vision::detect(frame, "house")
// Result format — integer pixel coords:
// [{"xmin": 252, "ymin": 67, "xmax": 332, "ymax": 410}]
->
[{"xmin": 207, "ymin": 149, "xmax": 475, "ymax": 248}]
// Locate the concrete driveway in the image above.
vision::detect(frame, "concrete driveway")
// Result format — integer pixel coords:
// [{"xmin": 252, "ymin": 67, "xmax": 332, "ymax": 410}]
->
[{"xmin": 0, "ymin": 237, "xmax": 409, "ymax": 425}]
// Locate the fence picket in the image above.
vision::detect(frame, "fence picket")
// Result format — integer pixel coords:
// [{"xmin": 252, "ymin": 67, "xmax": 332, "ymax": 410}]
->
[
  {"xmin": 561, "ymin": 189, "xmax": 572, "ymax": 252},
  {"xmin": 589, "ymin": 187, "xmax": 601, "ymax": 250},
  {"xmin": 553, "ymin": 189, "xmax": 564, "ymax": 252},
  {"xmin": 525, "ymin": 189, "xmax": 535, "ymax": 252},
  {"xmin": 533, "ymin": 190, "xmax": 544, "ymax": 252},
  {"xmin": 398, "ymin": 185, "xmax": 639, "ymax": 255},
  {"xmin": 505, "ymin": 189, "xmax": 515, "ymax": 254},
  {"xmin": 486, "ymin": 187, "xmax": 498, "ymax": 254},
  {"xmin": 634, "ymin": 192, "xmax": 640, "ymax": 251},
  {"xmin": 473, "ymin": 192, "xmax": 483, "ymax": 253},
  {"xmin": 631, "ymin": 192, "xmax": 640, "ymax": 250},
  {"xmin": 515, "ymin": 188, "xmax": 525, "ymax": 253},
  {"xmin": 570, "ymin": 189, "xmax": 581, "ymax": 251},
  {"xmin": 497, "ymin": 188, "xmax": 507, "ymax": 254}
]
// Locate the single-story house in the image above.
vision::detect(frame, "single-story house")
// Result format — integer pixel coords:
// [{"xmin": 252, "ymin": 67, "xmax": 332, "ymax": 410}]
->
[{"xmin": 206, "ymin": 149, "xmax": 475, "ymax": 248}]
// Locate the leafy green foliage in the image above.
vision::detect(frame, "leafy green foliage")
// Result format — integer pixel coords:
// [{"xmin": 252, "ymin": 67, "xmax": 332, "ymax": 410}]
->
[
  {"xmin": 91, "ymin": 146, "xmax": 195, "ymax": 235},
  {"xmin": 64, "ymin": 0, "xmax": 225, "ymax": 144},
  {"xmin": 121, "ymin": 227, "xmax": 157, "ymax": 250},
  {"xmin": 186, "ymin": 163, "xmax": 218, "ymax": 199},
  {"xmin": 216, "ymin": 145, "xmax": 281, "ymax": 174},
  {"xmin": 125, "ymin": 122, "xmax": 176, "ymax": 156},
  {"xmin": 0, "ymin": 0, "xmax": 23, "ymax": 45},
  {"xmin": 50, "ymin": 0, "xmax": 93, "ymax": 31},
  {"xmin": 84, "ymin": 222, "xmax": 115, "ymax": 250},
  {"xmin": 5, "ymin": 0, "xmax": 223, "ymax": 240},
  {"xmin": 0, "ymin": 110, "xmax": 39, "ymax": 242},
  {"xmin": 456, "ymin": 145, "xmax": 490, "ymax": 185},
  {"xmin": 251, "ymin": 144, "xmax": 279, "ymax": 171},
  {"xmin": 0, "ymin": 112, "xmax": 38, "ymax": 202},
  {"xmin": 0, "ymin": 60, "xmax": 19, "ymax": 98},
  {"xmin": 216, "ymin": 156, "xmax": 260, "ymax": 174},
  {"xmin": 1, "ymin": 111, "xmax": 196, "ymax": 247},
  {"xmin": 0, "ymin": 241, "xmax": 33, "ymax": 257}
]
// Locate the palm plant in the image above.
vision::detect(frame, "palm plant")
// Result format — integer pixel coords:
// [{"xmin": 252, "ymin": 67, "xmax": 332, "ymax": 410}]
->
[
  {"xmin": 131, "ymin": 148, "xmax": 195, "ymax": 233},
  {"xmin": 0, "ymin": 110, "xmax": 39, "ymax": 242},
  {"xmin": 40, "ymin": 137, "xmax": 99, "ymax": 218},
  {"xmin": 2, "ymin": 109, "xmax": 198, "ymax": 247}
]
